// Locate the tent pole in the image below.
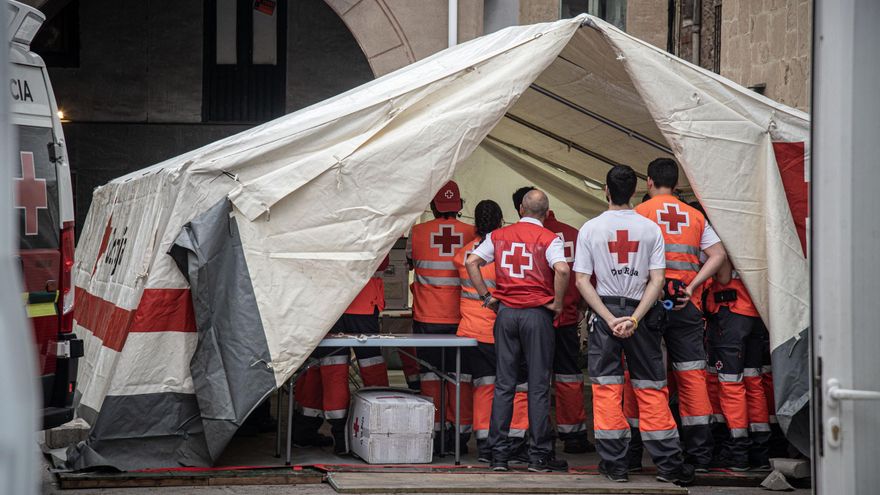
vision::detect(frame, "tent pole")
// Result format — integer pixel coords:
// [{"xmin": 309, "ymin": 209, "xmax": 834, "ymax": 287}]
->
[
  {"xmin": 529, "ymin": 84, "xmax": 673, "ymax": 155},
  {"xmin": 503, "ymin": 113, "xmax": 648, "ymax": 180}
]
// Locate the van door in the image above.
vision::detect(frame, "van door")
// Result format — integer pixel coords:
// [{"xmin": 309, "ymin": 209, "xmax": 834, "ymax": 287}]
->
[{"xmin": 813, "ymin": 0, "xmax": 880, "ymax": 492}]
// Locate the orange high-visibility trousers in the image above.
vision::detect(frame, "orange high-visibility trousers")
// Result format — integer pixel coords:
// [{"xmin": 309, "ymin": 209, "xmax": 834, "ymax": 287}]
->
[{"xmin": 589, "ymin": 301, "xmax": 685, "ymax": 478}]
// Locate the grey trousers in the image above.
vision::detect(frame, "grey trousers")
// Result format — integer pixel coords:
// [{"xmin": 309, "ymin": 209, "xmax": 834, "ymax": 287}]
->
[{"xmin": 488, "ymin": 304, "xmax": 555, "ymax": 462}]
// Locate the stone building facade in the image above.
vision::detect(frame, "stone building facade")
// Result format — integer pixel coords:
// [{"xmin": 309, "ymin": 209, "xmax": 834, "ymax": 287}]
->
[
  {"xmin": 25, "ymin": 0, "xmax": 810, "ymax": 228},
  {"xmin": 625, "ymin": 0, "xmax": 811, "ymax": 112}
]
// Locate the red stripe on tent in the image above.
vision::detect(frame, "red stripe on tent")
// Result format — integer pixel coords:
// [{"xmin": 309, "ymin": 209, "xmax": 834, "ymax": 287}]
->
[
  {"xmin": 130, "ymin": 288, "xmax": 196, "ymax": 333},
  {"xmin": 773, "ymin": 142, "xmax": 808, "ymax": 257},
  {"xmin": 74, "ymin": 288, "xmax": 196, "ymax": 352}
]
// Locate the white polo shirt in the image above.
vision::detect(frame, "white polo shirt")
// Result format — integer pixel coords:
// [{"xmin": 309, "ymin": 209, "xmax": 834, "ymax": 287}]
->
[{"xmin": 573, "ymin": 210, "xmax": 665, "ymax": 301}]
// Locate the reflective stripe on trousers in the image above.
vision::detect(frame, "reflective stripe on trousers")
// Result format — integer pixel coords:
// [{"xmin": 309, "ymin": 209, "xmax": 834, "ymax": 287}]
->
[{"xmin": 358, "ymin": 355, "xmax": 385, "ymax": 368}]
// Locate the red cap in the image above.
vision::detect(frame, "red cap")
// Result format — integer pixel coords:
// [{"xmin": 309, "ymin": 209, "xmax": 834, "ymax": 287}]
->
[{"xmin": 432, "ymin": 180, "xmax": 462, "ymax": 213}]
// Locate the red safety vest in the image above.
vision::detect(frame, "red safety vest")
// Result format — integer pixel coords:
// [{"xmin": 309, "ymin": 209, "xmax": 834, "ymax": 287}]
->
[
  {"xmin": 706, "ymin": 270, "xmax": 759, "ymax": 318},
  {"xmin": 410, "ymin": 218, "xmax": 476, "ymax": 323},
  {"xmin": 491, "ymin": 221, "xmax": 558, "ymax": 309},
  {"xmin": 454, "ymin": 238, "xmax": 496, "ymax": 344},
  {"xmin": 346, "ymin": 255, "xmax": 389, "ymax": 315},
  {"xmin": 543, "ymin": 211, "xmax": 582, "ymax": 327},
  {"xmin": 635, "ymin": 194, "xmax": 708, "ymax": 309}
]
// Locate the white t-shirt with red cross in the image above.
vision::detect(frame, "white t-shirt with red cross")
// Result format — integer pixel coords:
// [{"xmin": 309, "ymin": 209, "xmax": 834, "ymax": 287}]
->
[{"xmin": 573, "ymin": 209, "xmax": 665, "ymax": 301}]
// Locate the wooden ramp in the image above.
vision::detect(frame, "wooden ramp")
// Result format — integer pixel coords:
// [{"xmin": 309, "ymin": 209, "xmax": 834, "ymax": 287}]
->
[
  {"xmin": 326, "ymin": 472, "xmax": 688, "ymax": 494},
  {"xmin": 56, "ymin": 467, "xmax": 323, "ymax": 490}
]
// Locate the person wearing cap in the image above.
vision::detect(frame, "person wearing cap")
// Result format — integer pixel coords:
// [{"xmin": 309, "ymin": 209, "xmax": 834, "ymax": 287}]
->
[{"xmin": 406, "ymin": 180, "xmax": 476, "ymax": 452}]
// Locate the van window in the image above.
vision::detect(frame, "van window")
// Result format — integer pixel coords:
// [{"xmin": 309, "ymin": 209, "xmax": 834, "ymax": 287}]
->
[{"xmin": 15, "ymin": 124, "xmax": 59, "ymax": 251}]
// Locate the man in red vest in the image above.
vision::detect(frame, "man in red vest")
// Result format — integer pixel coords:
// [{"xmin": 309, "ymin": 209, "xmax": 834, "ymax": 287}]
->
[
  {"xmin": 407, "ymin": 181, "xmax": 476, "ymax": 451},
  {"xmin": 295, "ymin": 256, "xmax": 391, "ymax": 454},
  {"xmin": 512, "ymin": 187, "xmax": 592, "ymax": 454},
  {"xmin": 466, "ymin": 189, "xmax": 570, "ymax": 472},
  {"xmin": 634, "ymin": 158, "xmax": 728, "ymax": 470}
]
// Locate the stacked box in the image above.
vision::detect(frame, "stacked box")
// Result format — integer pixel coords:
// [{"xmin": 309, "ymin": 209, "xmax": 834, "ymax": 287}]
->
[{"xmin": 347, "ymin": 388, "xmax": 434, "ymax": 464}]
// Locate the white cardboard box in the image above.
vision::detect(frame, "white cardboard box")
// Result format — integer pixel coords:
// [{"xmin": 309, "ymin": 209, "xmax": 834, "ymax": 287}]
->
[{"xmin": 347, "ymin": 387, "xmax": 434, "ymax": 464}]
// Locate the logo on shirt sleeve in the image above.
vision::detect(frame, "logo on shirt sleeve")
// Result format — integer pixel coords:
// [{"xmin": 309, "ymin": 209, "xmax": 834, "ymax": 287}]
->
[
  {"xmin": 430, "ymin": 225, "xmax": 464, "ymax": 257},
  {"xmin": 500, "ymin": 242, "xmax": 533, "ymax": 278},
  {"xmin": 555, "ymin": 232, "xmax": 574, "ymax": 263},
  {"xmin": 657, "ymin": 203, "xmax": 690, "ymax": 235}
]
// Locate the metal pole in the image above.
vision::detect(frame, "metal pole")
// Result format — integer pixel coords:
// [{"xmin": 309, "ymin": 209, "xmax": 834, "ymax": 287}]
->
[
  {"xmin": 275, "ymin": 386, "xmax": 283, "ymax": 457},
  {"xmin": 285, "ymin": 380, "xmax": 294, "ymax": 465},
  {"xmin": 455, "ymin": 347, "xmax": 461, "ymax": 465},
  {"xmin": 439, "ymin": 347, "xmax": 446, "ymax": 457},
  {"xmin": 447, "ymin": 0, "xmax": 457, "ymax": 47}
]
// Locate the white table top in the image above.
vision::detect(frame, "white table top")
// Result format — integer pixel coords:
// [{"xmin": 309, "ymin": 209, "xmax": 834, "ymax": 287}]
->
[{"xmin": 318, "ymin": 333, "xmax": 478, "ymax": 348}]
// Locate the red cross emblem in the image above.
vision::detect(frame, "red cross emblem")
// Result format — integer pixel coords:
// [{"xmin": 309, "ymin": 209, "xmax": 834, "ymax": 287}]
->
[
  {"xmin": 500, "ymin": 242, "xmax": 533, "ymax": 278},
  {"xmin": 14, "ymin": 151, "xmax": 48, "ymax": 236},
  {"xmin": 430, "ymin": 225, "xmax": 464, "ymax": 257},
  {"xmin": 555, "ymin": 232, "xmax": 574, "ymax": 263},
  {"xmin": 352, "ymin": 417, "xmax": 360, "ymax": 437},
  {"xmin": 657, "ymin": 203, "xmax": 689, "ymax": 234},
  {"xmin": 608, "ymin": 230, "xmax": 639, "ymax": 264}
]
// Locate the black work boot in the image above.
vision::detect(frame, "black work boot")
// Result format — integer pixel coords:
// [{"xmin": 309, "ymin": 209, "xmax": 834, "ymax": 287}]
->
[
  {"xmin": 329, "ymin": 418, "xmax": 348, "ymax": 455},
  {"xmin": 292, "ymin": 413, "xmax": 333, "ymax": 447},
  {"xmin": 599, "ymin": 460, "xmax": 629, "ymax": 482},
  {"xmin": 528, "ymin": 455, "xmax": 569, "ymax": 472},
  {"xmin": 656, "ymin": 463, "xmax": 696, "ymax": 486},
  {"xmin": 476, "ymin": 439, "xmax": 492, "ymax": 463},
  {"xmin": 562, "ymin": 432, "xmax": 596, "ymax": 454}
]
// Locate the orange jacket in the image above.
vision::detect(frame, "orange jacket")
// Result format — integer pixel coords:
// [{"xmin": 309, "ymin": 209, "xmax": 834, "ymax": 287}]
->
[
  {"xmin": 454, "ymin": 238, "xmax": 496, "ymax": 344},
  {"xmin": 408, "ymin": 218, "xmax": 476, "ymax": 323},
  {"xmin": 706, "ymin": 270, "xmax": 759, "ymax": 318},
  {"xmin": 635, "ymin": 194, "xmax": 708, "ymax": 309},
  {"xmin": 346, "ymin": 255, "xmax": 389, "ymax": 315}
]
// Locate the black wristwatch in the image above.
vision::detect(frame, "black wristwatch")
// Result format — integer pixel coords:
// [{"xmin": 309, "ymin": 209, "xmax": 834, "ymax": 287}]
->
[{"xmin": 480, "ymin": 292, "xmax": 492, "ymax": 306}]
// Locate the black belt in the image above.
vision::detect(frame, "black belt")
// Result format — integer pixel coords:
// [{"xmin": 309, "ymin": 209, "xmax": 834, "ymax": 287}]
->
[{"xmin": 600, "ymin": 296, "xmax": 640, "ymax": 308}]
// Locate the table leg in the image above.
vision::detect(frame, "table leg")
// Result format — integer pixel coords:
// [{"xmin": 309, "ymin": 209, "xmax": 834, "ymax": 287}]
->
[
  {"xmin": 455, "ymin": 346, "xmax": 461, "ymax": 465},
  {"xmin": 285, "ymin": 380, "xmax": 295, "ymax": 466},
  {"xmin": 275, "ymin": 385, "xmax": 283, "ymax": 457},
  {"xmin": 439, "ymin": 347, "xmax": 446, "ymax": 458}
]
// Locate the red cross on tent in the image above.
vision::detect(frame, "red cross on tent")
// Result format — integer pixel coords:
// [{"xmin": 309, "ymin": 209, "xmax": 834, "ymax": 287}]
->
[
  {"xmin": 500, "ymin": 242, "xmax": 533, "ymax": 278},
  {"xmin": 430, "ymin": 225, "xmax": 464, "ymax": 256},
  {"xmin": 14, "ymin": 151, "xmax": 48, "ymax": 236},
  {"xmin": 657, "ymin": 203, "xmax": 689, "ymax": 235},
  {"xmin": 608, "ymin": 230, "xmax": 639, "ymax": 264}
]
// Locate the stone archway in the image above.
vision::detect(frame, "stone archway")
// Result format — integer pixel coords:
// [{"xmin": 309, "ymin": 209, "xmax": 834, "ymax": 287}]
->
[{"xmin": 323, "ymin": 0, "xmax": 484, "ymax": 77}]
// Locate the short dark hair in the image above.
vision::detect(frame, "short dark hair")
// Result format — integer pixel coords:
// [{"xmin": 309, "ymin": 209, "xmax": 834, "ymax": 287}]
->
[
  {"xmin": 647, "ymin": 158, "xmax": 679, "ymax": 189},
  {"xmin": 512, "ymin": 186, "xmax": 536, "ymax": 212},
  {"xmin": 606, "ymin": 165, "xmax": 637, "ymax": 206}
]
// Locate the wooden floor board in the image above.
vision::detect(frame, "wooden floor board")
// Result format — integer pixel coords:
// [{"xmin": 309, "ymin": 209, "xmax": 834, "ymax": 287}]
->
[{"xmin": 326, "ymin": 472, "xmax": 688, "ymax": 494}]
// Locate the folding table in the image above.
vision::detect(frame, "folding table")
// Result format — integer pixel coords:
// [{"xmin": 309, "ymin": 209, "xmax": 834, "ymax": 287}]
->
[{"xmin": 275, "ymin": 333, "xmax": 478, "ymax": 465}]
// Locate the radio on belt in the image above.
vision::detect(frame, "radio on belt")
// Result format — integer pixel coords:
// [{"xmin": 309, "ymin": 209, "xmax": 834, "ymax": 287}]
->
[{"xmin": 346, "ymin": 387, "xmax": 434, "ymax": 464}]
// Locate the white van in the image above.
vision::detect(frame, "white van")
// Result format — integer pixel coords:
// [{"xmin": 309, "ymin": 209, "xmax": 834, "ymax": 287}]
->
[{"xmin": 8, "ymin": 0, "xmax": 82, "ymax": 429}]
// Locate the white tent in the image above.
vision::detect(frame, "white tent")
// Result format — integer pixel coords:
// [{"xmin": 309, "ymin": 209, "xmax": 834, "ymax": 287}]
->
[{"xmin": 68, "ymin": 15, "xmax": 809, "ymax": 470}]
